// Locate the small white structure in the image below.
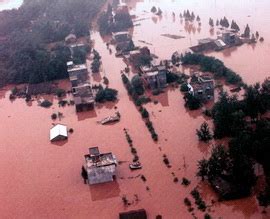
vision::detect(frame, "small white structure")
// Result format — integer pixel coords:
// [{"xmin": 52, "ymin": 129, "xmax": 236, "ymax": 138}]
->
[{"xmin": 50, "ymin": 124, "xmax": 68, "ymax": 141}]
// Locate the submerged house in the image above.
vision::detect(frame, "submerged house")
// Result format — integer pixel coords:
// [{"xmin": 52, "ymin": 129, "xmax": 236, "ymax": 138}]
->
[
  {"xmin": 112, "ymin": 32, "xmax": 133, "ymax": 55},
  {"xmin": 84, "ymin": 147, "xmax": 117, "ymax": 185},
  {"xmin": 67, "ymin": 61, "xmax": 89, "ymax": 87},
  {"xmin": 188, "ymin": 74, "xmax": 214, "ymax": 102},
  {"xmin": 112, "ymin": 31, "xmax": 131, "ymax": 43},
  {"xmin": 140, "ymin": 62, "xmax": 167, "ymax": 90},
  {"xmin": 50, "ymin": 124, "xmax": 68, "ymax": 142},
  {"xmin": 72, "ymin": 84, "xmax": 95, "ymax": 112},
  {"xmin": 190, "ymin": 37, "xmax": 227, "ymax": 53}
]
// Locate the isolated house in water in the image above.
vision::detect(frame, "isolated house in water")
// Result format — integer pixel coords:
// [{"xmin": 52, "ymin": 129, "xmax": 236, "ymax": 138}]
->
[
  {"xmin": 140, "ymin": 62, "xmax": 167, "ymax": 90},
  {"xmin": 50, "ymin": 124, "xmax": 68, "ymax": 141},
  {"xmin": 72, "ymin": 84, "xmax": 95, "ymax": 112},
  {"xmin": 188, "ymin": 74, "xmax": 214, "ymax": 102},
  {"xmin": 84, "ymin": 147, "xmax": 117, "ymax": 185}
]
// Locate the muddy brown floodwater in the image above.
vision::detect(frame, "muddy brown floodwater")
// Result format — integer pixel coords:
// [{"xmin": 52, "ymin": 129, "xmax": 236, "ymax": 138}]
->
[{"xmin": 0, "ymin": 0, "xmax": 270, "ymax": 218}]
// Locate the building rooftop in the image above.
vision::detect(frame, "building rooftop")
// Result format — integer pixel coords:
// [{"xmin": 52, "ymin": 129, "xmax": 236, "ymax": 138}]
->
[
  {"xmin": 50, "ymin": 124, "xmax": 68, "ymax": 141},
  {"xmin": 214, "ymin": 39, "xmax": 226, "ymax": 47},
  {"xmin": 84, "ymin": 147, "xmax": 117, "ymax": 185},
  {"xmin": 198, "ymin": 38, "xmax": 214, "ymax": 45},
  {"xmin": 67, "ymin": 63, "xmax": 87, "ymax": 72},
  {"xmin": 73, "ymin": 84, "xmax": 94, "ymax": 105}
]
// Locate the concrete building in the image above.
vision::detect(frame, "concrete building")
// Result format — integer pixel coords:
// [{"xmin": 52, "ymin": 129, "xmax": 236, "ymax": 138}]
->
[
  {"xmin": 72, "ymin": 84, "xmax": 95, "ymax": 112},
  {"xmin": 112, "ymin": 31, "xmax": 131, "ymax": 43},
  {"xmin": 189, "ymin": 75, "xmax": 214, "ymax": 102},
  {"xmin": 67, "ymin": 61, "xmax": 88, "ymax": 87},
  {"xmin": 84, "ymin": 147, "xmax": 117, "ymax": 185},
  {"xmin": 50, "ymin": 124, "xmax": 68, "ymax": 142},
  {"xmin": 141, "ymin": 64, "xmax": 167, "ymax": 90}
]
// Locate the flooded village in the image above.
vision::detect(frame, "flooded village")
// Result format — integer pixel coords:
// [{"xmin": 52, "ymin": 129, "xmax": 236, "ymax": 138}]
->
[{"xmin": 1, "ymin": 0, "xmax": 270, "ymax": 218}]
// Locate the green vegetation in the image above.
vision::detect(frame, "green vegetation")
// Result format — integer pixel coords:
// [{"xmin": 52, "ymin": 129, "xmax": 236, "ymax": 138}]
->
[
  {"xmin": 151, "ymin": 6, "xmax": 157, "ymax": 13},
  {"xmin": 196, "ymin": 122, "xmax": 213, "ymax": 142},
  {"xmin": 91, "ymin": 50, "xmax": 101, "ymax": 73},
  {"xmin": 184, "ymin": 93, "xmax": 202, "ymax": 110},
  {"xmin": 196, "ymin": 78, "xmax": 270, "ymax": 203},
  {"xmin": 55, "ymin": 88, "xmax": 66, "ymax": 98},
  {"xmin": 209, "ymin": 18, "xmax": 214, "ymax": 27},
  {"xmin": 95, "ymin": 86, "xmax": 118, "ymax": 102},
  {"xmin": 122, "ymin": 74, "xmax": 158, "ymax": 141},
  {"xmin": 181, "ymin": 53, "xmax": 243, "ymax": 85},
  {"xmin": 73, "ymin": 45, "xmax": 90, "ymax": 65},
  {"xmin": 243, "ymin": 24, "xmax": 251, "ymax": 38},
  {"xmin": 0, "ymin": 0, "xmax": 106, "ymax": 86},
  {"xmin": 40, "ymin": 100, "xmax": 52, "ymax": 108},
  {"xmin": 219, "ymin": 16, "xmax": 230, "ymax": 28},
  {"xmin": 98, "ymin": 3, "xmax": 133, "ymax": 35},
  {"xmin": 190, "ymin": 188, "xmax": 206, "ymax": 211},
  {"xmin": 131, "ymin": 75, "xmax": 145, "ymax": 95},
  {"xmin": 231, "ymin": 20, "xmax": 240, "ymax": 31},
  {"xmin": 182, "ymin": 177, "xmax": 191, "ymax": 186}
]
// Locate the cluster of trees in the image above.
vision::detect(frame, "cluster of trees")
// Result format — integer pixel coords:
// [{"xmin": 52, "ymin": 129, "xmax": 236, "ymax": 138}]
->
[
  {"xmin": 214, "ymin": 17, "xmax": 240, "ymax": 32},
  {"xmin": 91, "ymin": 50, "xmax": 101, "ymax": 73},
  {"xmin": 198, "ymin": 79, "xmax": 270, "ymax": 203},
  {"xmin": 73, "ymin": 45, "xmax": 90, "ymax": 65},
  {"xmin": 98, "ymin": 3, "xmax": 133, "ymax": 35},
  {"xmin": 243, "ymin": 24, "xmax": 251, "ymax": 38},
  {"xmin": 231, "ymin": 20, "xmax": 240, "ymax": 31},
  {"xmin": 150, "ymin": 6, "xmax": 162, "ymax": 16},
  {"xmin": 95, "ymin": 86, "xmax": 118, "ymax": 102},
  {"xmin": 129, "ymin": 47, "xmax": 152, "ymax": 69},
  {"xmin": 180, "ymin": 10, "xmax": 196, "ymax": 22},
  {"xmin": 181, "ymin": 53, "xmax": 243, "ymax": 85},
  {"xmin": 0, "ymin": 0, "xmax": 106, "ymax": 86},
  {"xmin": 219, "ymin": 17, "xmax": 230, "ymax": 28},
  {"xmin": 209, "ymin": 18, "xmax": 214, "ymax": 27},
  {"xmin": 197, "ymin": 144, "xmax": 256, "ymax": 200}
]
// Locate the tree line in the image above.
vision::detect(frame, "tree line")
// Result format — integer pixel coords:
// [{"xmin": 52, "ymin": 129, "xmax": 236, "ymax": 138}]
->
[{"xmin": 197, "ymin": 79, "xmax": 270, "ymax": 205}]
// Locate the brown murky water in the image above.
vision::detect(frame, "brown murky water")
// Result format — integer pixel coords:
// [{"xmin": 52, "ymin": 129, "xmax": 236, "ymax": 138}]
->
[{"xmin": 0, "ymin": 0, "xmax": 270, "ymax": 218}]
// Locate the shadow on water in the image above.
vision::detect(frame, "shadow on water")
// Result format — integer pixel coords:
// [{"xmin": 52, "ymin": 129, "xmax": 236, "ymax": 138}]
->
[
  {"xmin": 51, "ymin": 139, "xmax": 68, "ymax": 147},
  {"xmin": 77, "ymin": 110, "xmax": 97, "ymax": 121},
  {"xmin": 96, "ymin": 100, "xmax": 119, "ymax": 110},
  {"xmin": 89, "ymin": 180, "xmax": 120, "ymax": 201}
]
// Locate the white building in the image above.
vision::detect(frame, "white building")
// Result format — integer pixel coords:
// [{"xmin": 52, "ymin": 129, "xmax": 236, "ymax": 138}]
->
[{"xmin": 50, "ymin": 124, "xmax": 68, "ymax": 141}]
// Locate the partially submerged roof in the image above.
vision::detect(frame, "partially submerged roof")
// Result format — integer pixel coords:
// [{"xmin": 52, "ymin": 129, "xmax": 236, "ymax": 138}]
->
[
  {"xmin": 85, "ymin": 147, "xmax": 117, "ymax": 185},
  {"xmin": 198, "ymin": 38, "xmax": 214, "ymax": 45},
  {"xmin": 50, "ymin": 124, "xmax": 68, "ymax": 141},
  {"xmin": 214, "ymin": 39, "xmax": 226, "ymax": 47}
]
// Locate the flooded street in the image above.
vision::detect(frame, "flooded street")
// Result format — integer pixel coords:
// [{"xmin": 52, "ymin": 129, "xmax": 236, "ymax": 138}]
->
[{"xmin": 0, "ymin": 0, "xmax": 270, "ymax": 218}]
